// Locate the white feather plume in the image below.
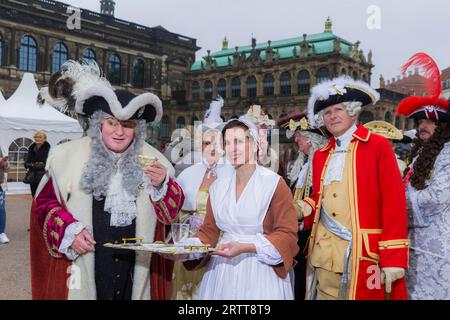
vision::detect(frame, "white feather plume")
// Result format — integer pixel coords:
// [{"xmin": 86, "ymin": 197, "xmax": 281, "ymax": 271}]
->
[
  {"xmin": 203, "ymin": 96, "xmax": 224, "ymax": 128},
  {"xmin": 39, "ymin": 60, "xmax": 163, "ymax": 122},
  {"xmin": 38, "ymin": 87, "xmax": 71, "ymax": 113},
  {"xmin": 307, "ymin": 75, "xmax": 380, "ymax": 127}
]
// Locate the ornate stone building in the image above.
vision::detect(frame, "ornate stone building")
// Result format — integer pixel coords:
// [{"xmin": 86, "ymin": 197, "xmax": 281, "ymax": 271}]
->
[
  {"xmin": 382, "ymin": 69, "xmax": 428, "ymax": 97},
  {"xmin": 442, "ymin": 67, "xmax": 450, "ymax": 99},
  {"xmin": 173, "ymin": 18, "xmax": 413, "ymax": 166},
  {"xmin": 0, "ymin": 0, "xmax": 199, "ymax": 146},
  {"xmin": 177, "ymin": 18, "xmax": 373, "ymax": 134}
]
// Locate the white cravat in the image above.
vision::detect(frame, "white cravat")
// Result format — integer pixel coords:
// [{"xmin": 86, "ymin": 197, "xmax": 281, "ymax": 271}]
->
[
  {"xmin": 324, "ymin": 124, "xmax": 357, "ymax": 186},
  {"xmin": 104, "ymin": 157, "xmax": 138, "ymax": 227}
]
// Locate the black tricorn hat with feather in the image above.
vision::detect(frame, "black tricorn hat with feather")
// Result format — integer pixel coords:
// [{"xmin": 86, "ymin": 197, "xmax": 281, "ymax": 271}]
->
[{"xmin": 38, "ymin": 60, "xmax": 163, "ymax": 125}]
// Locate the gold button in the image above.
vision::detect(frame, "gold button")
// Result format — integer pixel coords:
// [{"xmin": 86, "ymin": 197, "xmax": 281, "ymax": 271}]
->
[{"xmin": 333, "ymin": 193, "xmax": 338, "ymax": 198}]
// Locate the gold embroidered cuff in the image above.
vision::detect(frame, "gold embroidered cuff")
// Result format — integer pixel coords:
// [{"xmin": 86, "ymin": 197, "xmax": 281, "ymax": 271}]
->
[
  {"xmin": 43, "ymin": 206, "xmax": 63, "ymax": 258},
  {"xmin": 378, "ymin": 239, "xmax": 410, "ymax": 250}
]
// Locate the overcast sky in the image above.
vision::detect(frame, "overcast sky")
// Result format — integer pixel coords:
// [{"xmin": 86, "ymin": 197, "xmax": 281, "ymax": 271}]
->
[{"xmin": 66, "ymin": 0, "xmax": 450, "ymax": 87}]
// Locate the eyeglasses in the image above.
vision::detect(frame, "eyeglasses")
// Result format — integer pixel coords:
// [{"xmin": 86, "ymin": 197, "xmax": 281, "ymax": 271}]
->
[{"xmin": 104, "ymin": 117, "xmax": 138, "ymax": 129}]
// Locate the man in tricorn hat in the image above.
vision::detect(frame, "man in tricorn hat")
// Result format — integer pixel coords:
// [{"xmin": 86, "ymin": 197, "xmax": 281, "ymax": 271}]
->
[
  {"xmin": 298, "ymin": 76, "xmax": 409, "ymax": 300},
  {"xmin": 30, "ymin": 60, "xmax": 184, "ymax": 300},
  {"xmin": 397, "ymin": 53, "xmax": 450, "ymax": 300}
]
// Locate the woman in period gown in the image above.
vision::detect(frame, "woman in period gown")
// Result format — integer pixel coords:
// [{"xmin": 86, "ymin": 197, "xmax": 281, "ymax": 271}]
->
[{"xmin": 182, "ymin": 117, "xmax": 299, "ymax": 300}]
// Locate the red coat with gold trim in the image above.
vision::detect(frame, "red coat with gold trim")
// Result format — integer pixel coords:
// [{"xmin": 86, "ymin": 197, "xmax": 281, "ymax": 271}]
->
[{"xmin": 303, "ymin": 125, "xmax": 409, "ymax": 300}]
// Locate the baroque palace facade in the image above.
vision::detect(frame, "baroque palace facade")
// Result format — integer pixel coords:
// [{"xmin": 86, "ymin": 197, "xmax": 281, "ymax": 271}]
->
[
  {"xmin": 181, "ymin": 18, "xmax": 415, "ymax": 128},
  {"xmin": 177, "ymin": 18, "xmax": 414, "ymax": 162},
  {"xmin": 0, "ymin": 1, "xmax": 413, "ymax": 150}
]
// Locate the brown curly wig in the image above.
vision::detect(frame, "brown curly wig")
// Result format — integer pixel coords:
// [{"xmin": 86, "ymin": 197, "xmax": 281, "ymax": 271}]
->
[{"xmin": 410, "ymin": 122, "xmax": 450, "ymax": 190}]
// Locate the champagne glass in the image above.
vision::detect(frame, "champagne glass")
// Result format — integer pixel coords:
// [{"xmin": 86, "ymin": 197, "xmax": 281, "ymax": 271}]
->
[
  {"xmin": 137, "ymin": 155, "xmax": 157, "ymax": 169},
  {"xmin": 171, "ymin": 223, "xmax": 190, "ymax": 246}
]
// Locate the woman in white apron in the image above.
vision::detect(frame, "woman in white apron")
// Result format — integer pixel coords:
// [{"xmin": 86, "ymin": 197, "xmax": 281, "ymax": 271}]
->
[{"xmin": 183, "ymin": 117, "xmax": 299, "ymax": 300}]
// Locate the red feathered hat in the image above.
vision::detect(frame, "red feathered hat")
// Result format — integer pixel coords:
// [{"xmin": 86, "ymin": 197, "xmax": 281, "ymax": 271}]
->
[{"xmin": 396, "ymin": 53, "xmax": 450, "ymax": 122}]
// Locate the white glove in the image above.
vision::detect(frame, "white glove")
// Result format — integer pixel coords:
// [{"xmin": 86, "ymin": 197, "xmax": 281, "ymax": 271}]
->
[
  {"xmin": 295, "ymin": 200, "xmax": 312, "ymax": 220},
  {"xmin": 381, "ymin": 267, "xmax": 405, "ymax": 293}
]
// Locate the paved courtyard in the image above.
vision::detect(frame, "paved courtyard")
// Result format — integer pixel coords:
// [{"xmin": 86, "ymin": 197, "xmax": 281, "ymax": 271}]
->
[{"xmin": 0, "ymin": 195, "xmax": 33, "ymax": 300}]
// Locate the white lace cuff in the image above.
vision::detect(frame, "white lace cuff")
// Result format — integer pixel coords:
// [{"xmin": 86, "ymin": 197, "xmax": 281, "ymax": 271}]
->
[
  {"xmin": 59, "ymin": 222, "xmax": 86, "ymax": 261},
  {"xmin": 254, "ymin": 233, "xmax": 283, "ymax": 265},
  {"xmin": 147, "ymin": 172, "xmax": 170, "ymax": 202}
]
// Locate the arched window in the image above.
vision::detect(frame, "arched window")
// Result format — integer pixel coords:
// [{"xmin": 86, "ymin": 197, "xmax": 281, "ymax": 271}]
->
[
  {"xmin": 176, "ymin": 116, "xmax": 186, "ymax": 129},
  {"xmin": 352, "ymin": 71, "xmax": 358, "ymax": 80},
  {"xmin": 297, "ymin": 70, "xmax": 310, "ymax": 95},
  {"xmin": 107, "ymin": 54, "xmax": 121, "ymax": 85},
  {"xmin": 0, "ymin": 33, "xmax": 3, "ymax": 66},
  {"xmin": 385, "ymin": 112, "xmax": 393, "ymax": 123},
  {"xmin": 7, "ymin": 137, "xmax": 33, "ymax": 183},
  {"xmin": 316, "ymin": 67, "xmax": 329, "ymax": 84},
  {"xmin": 19, "ymin": 36, "xmax": 37, "ymax": 72},
  {"xmin": 161, "ymin": 116, "xmax": 171, "ymax": 141},
  {"xmin": 395, "ymin": 116, "xmax": 401, "ymax": 129},
  {"xmin": 263, "ymin": 74, "xmax": 274, "ymax": 96},
  {"xmin": 341, "ymin": 68, "xmax": 347, "ymax": 76},
  {"xmin": 132, "ymin": 58, "xmax": 145, "ymax": 88},
  {"xmin": 217, "ymin": 78, "xmax": 226, "ymax": 98},
  {"xmin": 358, "ymin": 110, "xmax": 374, "ymax": 124},
  {"xmin": 192, "ymin": 81, "xmax": 200, "ymax": 101},
  {"xmin": 52, "ymin": 42, "xmax": 68, "ymax": 73},
  {"xmin": 83, "ymin": 48, "xmax": 96, "ymax": 62},
  {"xmin": 204, "ymin": 80, "xmax": 213, "ymax": 100},
  {"xmin": 231, "ymin": 77, "xmax": 241, "ymax": 98},
  {"xmin": 247, "ymin": 76, "xmax": 257, "ymax": 97},
  {"xmin": 280, "ymin": 72, "xmax": 291, "ymax": 96}
]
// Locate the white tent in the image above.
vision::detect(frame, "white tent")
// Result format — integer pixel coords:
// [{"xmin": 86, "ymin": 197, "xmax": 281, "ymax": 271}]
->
[{"xmin": 0, "ymin": 73, "xmax": 83, "ymax": 194}]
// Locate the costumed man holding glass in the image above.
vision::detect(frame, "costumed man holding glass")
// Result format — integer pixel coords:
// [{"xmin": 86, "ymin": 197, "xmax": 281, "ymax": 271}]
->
[{"xmin": 30, "ymin": 60, "xmax": 184, "ymax": 300}]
